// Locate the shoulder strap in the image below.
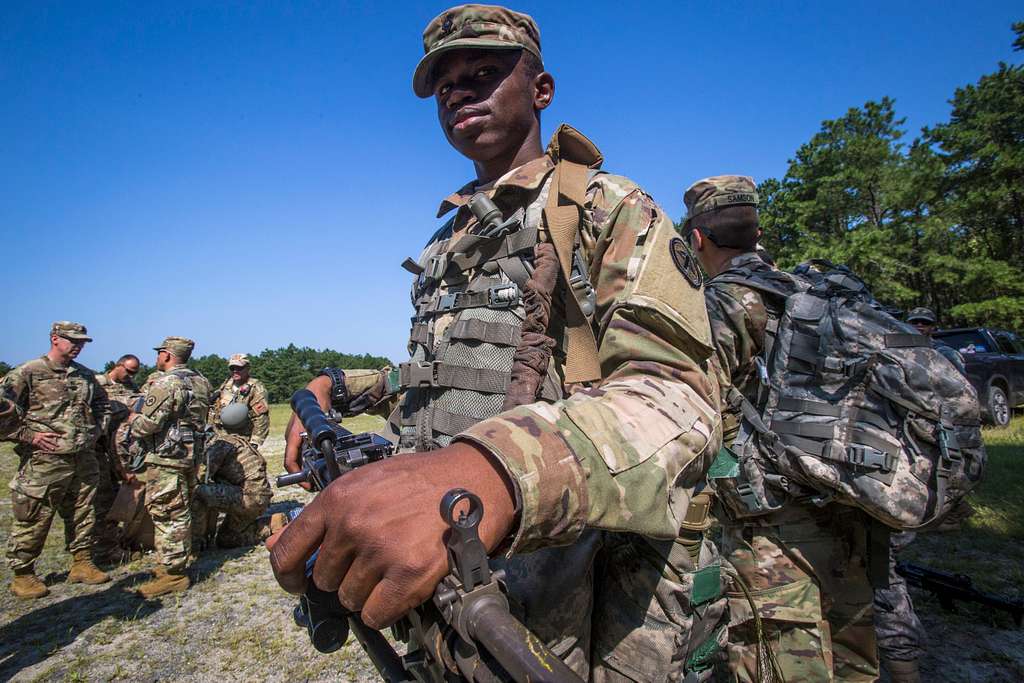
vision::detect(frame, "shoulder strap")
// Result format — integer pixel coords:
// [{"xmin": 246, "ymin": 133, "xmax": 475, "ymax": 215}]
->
[{"xmin": 545, "ymin": 156, "xmax": 600, "ymax": 383}]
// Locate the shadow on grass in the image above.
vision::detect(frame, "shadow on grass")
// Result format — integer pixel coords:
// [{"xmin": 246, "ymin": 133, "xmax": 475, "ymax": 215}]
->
[{"xmin": 0, "ymin": 546, "xmax": 255, "ymax": 680}]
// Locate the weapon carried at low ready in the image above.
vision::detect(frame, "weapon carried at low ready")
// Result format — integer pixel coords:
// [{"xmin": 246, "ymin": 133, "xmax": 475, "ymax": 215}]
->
[
  {"xmin": 279, "ymin": 388, "xmax": 582, "ymax": 682},
  {"xmin": 896, "ymin": 561, "xmax": 1024, "ymax": 626}
]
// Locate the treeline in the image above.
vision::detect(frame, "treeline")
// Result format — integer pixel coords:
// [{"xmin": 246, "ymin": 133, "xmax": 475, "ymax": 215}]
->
[
  {"xmin": 754, "ymin": 22, "xmax": 1024, "ymax": 330},
  {"xmin": 101, "ymin": 344, "xmax": 391, "ymax": 403}
]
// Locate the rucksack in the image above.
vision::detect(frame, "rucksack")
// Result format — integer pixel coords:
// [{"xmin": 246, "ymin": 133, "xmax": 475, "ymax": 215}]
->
[{"xmin": 710, "ymin": 259, "xmax": 986, "ymax": 530}]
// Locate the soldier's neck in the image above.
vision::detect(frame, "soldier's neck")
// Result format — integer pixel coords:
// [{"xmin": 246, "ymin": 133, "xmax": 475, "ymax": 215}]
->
[
  {"xmin": 472, "ymin": 131, "xmax": 543, "ymax": 188},
  {"xmin": 704, "ymin": 248, "xmax": 755, "ymax": 278},
  {"xmin": 46, "ymin": 348, "xmax": 70, "ymax": 367}
]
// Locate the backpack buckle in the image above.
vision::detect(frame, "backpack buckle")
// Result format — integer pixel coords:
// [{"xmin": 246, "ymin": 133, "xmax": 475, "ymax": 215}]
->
[
  {"xmin": 426, "ymin": 255, "xmax": 448, "ymax": 281},
  {"xmin": 735, "ymin": 483, "xmax": 765, "ymax": 513},
  {"xmin": 846, "ymin": 444, "xmax": 895, "ymax": 473},
  {"xmin": 399, "ymin": 361, "xmax": 440, "ymax": 388},
  {"xmin": 487, "ymin": 283, "xmax": 519, "ymax": 309},
  {"xmin": 437, "ymin": 292, "xmax": 461, "ymax": 312}
]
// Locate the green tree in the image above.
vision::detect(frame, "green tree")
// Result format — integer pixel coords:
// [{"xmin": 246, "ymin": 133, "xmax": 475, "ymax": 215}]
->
[{"xmin": 189, "ymin": 354, "xmax": 230, "ymax": 388}]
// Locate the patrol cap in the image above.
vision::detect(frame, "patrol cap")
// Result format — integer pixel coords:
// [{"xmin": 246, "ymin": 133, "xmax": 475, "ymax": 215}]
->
[
  {"xmin": 154, "ymin": 336, "xmax": 195, "ymax": 360},
  {"xmin": 51, "ymin": 321, "xmax": 92, "ymax": 342},
  {"xmin": 906, "ymin": 307, "xmax": 937, "ymax": 324},
  {"xmin": 683, "ymin": 175, "xmax": 759, "ymax": 227},
  {"xmin": 413, "ymin": 4, "xmax": 542, "ymax": 98},
  {"xmin": 228, "ymin": 353, "xmax": 250, "ymax": 368}
]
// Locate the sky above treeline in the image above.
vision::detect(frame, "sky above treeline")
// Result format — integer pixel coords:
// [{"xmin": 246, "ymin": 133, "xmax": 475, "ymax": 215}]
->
[{"xmin": 1, "ymin": 1, "xmax": 1021, "ymax": 369}]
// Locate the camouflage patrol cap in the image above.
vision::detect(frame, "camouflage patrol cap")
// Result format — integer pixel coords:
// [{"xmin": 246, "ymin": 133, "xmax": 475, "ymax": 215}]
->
[
  {"xmin": 413, "ymin": 4, "xmax": 542, "ymax": 98},
  {"xmin": 683, "ymin": 175, "xmax": 759, "ymax": 226},
  {"xmin": 51, "ymin": 321, "xmax": 92, "ymax": 342},
  {"xmin": 906, "ymin": 307, "xmax": 937, "ymax": 324},
  {"xmin": 228, "ymin": 353, "xmax": 250, "ymax": 368},
  {"xmin": 153, "ymin": 336, "xmax": 195, "ymax": 360}
]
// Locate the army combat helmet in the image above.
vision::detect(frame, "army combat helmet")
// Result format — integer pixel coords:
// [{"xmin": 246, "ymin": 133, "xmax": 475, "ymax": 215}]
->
[{"xmin": 220, "ymin": 403, "xmax": 250, "ymax": 431}]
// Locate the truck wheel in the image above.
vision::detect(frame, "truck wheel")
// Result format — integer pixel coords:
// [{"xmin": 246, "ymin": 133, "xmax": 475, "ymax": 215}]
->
[{"xmin": 987, "ymin": 385, "xmax": 1011, "ymax": 427}]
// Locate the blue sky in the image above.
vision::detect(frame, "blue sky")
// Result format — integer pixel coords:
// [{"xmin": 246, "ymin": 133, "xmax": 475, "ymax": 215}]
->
[{"xmin": 1, "ymin": 1, "xmax": 1021, "ymax": 368}]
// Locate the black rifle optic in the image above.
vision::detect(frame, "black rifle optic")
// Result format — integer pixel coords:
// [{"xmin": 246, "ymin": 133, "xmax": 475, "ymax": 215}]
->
[
  {"xmin": 896, "ymin": 561, "xmax": 1024, "ymax": 627},
  {"xmin": 278, "ymin": 389, "xmax": 582, "ymax": 683}
]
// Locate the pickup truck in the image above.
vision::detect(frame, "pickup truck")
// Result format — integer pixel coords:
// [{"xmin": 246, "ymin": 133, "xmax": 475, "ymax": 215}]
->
[{"xmin": 933, "ymin": 327, "xmax": 1024, "ymax": 427}]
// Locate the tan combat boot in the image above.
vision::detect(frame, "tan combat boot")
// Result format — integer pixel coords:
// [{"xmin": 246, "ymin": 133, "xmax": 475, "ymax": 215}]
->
[
  {"xmin": 67, "ymin": 550, "xmax": 112, "ymax": 584},
  {"xmin": 258, "ymin": 512, "xmax": 289, "ymax": 542},
  {"xmin": 10, "ymin": 570, "xmax": 50, "ymax": 599},
  {"xmin": 137, "ymin": 566, "xmax": 190, "ymax": 598}
]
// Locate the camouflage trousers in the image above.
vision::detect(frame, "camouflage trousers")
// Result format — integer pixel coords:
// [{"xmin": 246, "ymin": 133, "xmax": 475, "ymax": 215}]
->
[
  {"xmin": 143, "ymin": 462, "xmax": 194, "ymax": 573},
  {"xmin": 7, "ymin": 448, "xmax": 99, "ymax": 572},
  {"xmin": 721, "ymin": 504, "xmax": 879, "ymax": 682},
  {"xmin": 410, "ymin": 529, "xmax": 729, "ymax": 681},
  {"xmin": 192, "ymin": 482, "xmax": 271, "ymax": 549},
  {"xmin": 873, "ymin": 531, "xmax": 925, "ymax": 663}
]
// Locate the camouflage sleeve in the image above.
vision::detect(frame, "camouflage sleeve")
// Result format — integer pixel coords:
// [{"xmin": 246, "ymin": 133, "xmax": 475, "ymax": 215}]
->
[
  {"xmin": 1, "ymin": 365, "xmax": 35, "ymax": 444},
  {"xmin": 343, "ymin": 369, "xmax": 399, "ymax": 418},
  {"xmin": 130, "ymin": 377, "xmax": 182, "ymax": 438},
  {"xmin": 208, "ymin": 381, "xmax": 225, "ymax": 425},
  {"xmin": 704, "ymin": 284, "xmax": 767, "ymax": 443},
  {"xmin": 457, "ymin": 181, "xmax": 722, "ymax": 553},
  {"xmin": 249, "ymin": 382, "xmax": 270, "ymax": 447},
  {"xmin": 89, "ymin": 374, "xmax": 113, "ymax": 436},
  {"xmin": 0, "ymin": 396, "xmax": 24, "ymax": 439}
]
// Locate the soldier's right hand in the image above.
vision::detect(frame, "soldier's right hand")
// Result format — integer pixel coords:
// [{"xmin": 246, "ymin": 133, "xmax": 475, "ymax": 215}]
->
[
  {"xmin": 282, "ymin": 375, "xmax": 333, "ymax": 491},
  {"xmin": 31, "ymin": 431, "xmax": 61, "ymax": 452},
  {"xmin": 269, "ymin": 442, "xmax": 516, "ymax": 629}
]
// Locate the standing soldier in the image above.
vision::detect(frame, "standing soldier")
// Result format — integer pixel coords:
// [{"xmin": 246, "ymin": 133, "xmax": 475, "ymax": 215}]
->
[
  {"xmin": 92, "ymin": 354, "xmax": 142, "ymax": 562},
  {"xmin": 273, "ymin": 6, "xmax": 727, "ymax": 680},
  {"xmin": 126, "ymin": 336, "xmax": 211, "ymax": 598},
  {"xmin": 193, "ymin": 404, "xmax": 280, "ymax": 549},
  {"xmin": 2, "ymin": 321, "xmax": 111, "ymax": 599},
  {"xmin": 686, "ymin": 176, "xmax": 878, "ymax": 681},
  {"xmin": 906, "ymin": 307, "xmax": 966, "ymax": 373},
  {"xmin": 208, "ymin": 354, "xmax": 269, "ymax": 450}
]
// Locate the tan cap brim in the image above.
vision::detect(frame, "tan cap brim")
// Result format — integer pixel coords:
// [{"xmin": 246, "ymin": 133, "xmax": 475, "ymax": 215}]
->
[{"xmin": 413, "ymin": 40, "xmax": 527, "ymax": 98}]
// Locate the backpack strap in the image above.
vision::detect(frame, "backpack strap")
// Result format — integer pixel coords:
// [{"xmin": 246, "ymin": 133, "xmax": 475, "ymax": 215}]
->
[{"xmin": 543, "ymin": 125, "xmax": 603, "ymax": 384}]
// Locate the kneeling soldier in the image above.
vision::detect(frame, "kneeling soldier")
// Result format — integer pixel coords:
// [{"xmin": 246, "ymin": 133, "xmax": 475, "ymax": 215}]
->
[{"xmin": 193, "ymin": 404, "xmax": 279, "ymax": 549}]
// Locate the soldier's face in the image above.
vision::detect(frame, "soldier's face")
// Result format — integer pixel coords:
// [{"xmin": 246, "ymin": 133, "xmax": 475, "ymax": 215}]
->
[
  {"xmin": 51, "ymin": 334, "xmax": 85, "ymax": 360},
  {"xmin": 912, "ymin": 321, "xmax": 935, "ymax": 336},
  {"xmin": 231, "ymin": 366, "xmax": 249, "ymax": 383},
  {"xmin": 432, "ymin": 49, "xmax": 549, "ymax": 162},
  {"xmin": 113, "ymin": 359, "xmax": 139, "ymax": 382}
]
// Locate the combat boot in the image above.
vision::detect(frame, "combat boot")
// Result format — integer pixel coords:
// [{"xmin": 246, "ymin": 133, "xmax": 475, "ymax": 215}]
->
[
  {"xmin": 257, "ymin": 512, "xmax": 289, "ymax": 541},
  {"xmin": 137, "ymin": 566, "xmax": 190, "ymax": 598},
  {"xmin": 67, "ymin": 550, "xmax": 112, "ymax": 584},
  {"xmin": 884, "ymin": 658, "xmax": 921, "ymax": 683},
  {"xmin": 10, "ymin": 569, "xmax": 49, "ymax": 599}
]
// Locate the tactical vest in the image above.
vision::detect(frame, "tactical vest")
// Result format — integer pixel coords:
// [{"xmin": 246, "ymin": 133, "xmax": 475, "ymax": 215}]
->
[
  {"xmin": 155, "ymin": 368, "xmax": 212, "ymax": 459},
  {"xmin": 395, "ymin": 164, "xmax": 599, "ymax": 453}
]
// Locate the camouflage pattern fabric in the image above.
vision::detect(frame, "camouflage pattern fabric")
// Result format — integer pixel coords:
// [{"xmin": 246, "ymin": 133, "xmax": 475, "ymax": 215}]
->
[
  {"xmin": 1, "ymin": 356, "xmax": 110, "ymax": 453},
  {"xmin": 131, "ymin": 366, "xmax": 210, "ymax": 570},
  {"xmin": 0, "ymin": 396, "xmax": 23, "ymax": 438},
  {"xmin": 2, "ymin": 356, "xmax": 108, "ymax": 571},
  {"xmin": 207, "ymin": 377, "xmax": 270, "ymax": 447},
  {"xmin": 6, "ymin": 450, "xmax": 100, "ymax": 572},
  {"xmin": 193, "ymin": 434, "xmax": 272, "ymax": 548},
  {"xmin": 704, "ymin": 252, "xmax": 879, "ymax": 681},
  {"xmin": 873, "ymin": 531, "xmax": 926, "ymax": 664},
  {"xmin": 143, "ymin": 463, "xmax": 193, "ymax": 573},
  {"xmin": 336, "ymin": 127, "xmax": 727, "ymax": 680}
]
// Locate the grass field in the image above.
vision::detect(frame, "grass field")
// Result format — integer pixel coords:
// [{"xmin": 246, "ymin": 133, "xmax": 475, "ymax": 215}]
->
[{"xmin": 0, "ymin": 407, "xmax": 1021, "ymax": 681}]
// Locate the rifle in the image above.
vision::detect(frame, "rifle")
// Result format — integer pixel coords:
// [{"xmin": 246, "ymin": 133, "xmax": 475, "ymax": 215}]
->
[
  {"xmin": 279, "ymin": 389, "xmax": 582, "ymax": 683},
  {"xmin": 896, "ymin": 561, "xmax": 1024, "ymax": 626}
]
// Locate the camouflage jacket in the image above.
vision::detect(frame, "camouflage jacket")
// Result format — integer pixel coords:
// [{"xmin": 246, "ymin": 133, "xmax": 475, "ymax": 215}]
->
[
  {"xmin": 95, "ymin": 373, "xmax": 141, "ymax": 425},
  {"xmin": 703, "ymin": 252, "xmax": 775, "ymax": 444},
  {"xmin": 339, "ymin": 129, "xmax": 722, "ymax": 554},
  {"xmin": 208, "ymin": 377, "xmax": 270, "ymax": 447},
  {"xmin": 1, "ymin": 356, "xmax": 110, "ymax": 454},
  {"xmin": 198, "ymin": 433, "xmax": 272, "ymax": 501},
  {"xmin": 0, "ymin": 397, "xmax": 24, "ymax": 438},
  {"xmin": 130, "ymin": 367, "xmax": 211, "ymax": 467}
]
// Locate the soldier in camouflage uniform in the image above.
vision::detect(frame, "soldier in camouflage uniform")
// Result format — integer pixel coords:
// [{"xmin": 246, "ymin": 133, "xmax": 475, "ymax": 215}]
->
[
  {"xmin": 91, "ymin": 354, "xmax": 142, "ymax": 562},
  {"xmin": 686, "ymin": 177, "xmax": 879, "ymax": 681},
  {"xmin": 273, "ymin": 6, "xmax": 729, "ymax": 681},
  {"xmin": 207, "ymin": 354, "xmax": 270, "ymax": 449},
  {"xmin": 193, "ymin": 404, "xmax": 278, "ymax": 549},
  {"xmin": 2, "ymin": 321, "xmax": 112, "ymax": 599},
  {"xmin": 127, "ymin": 336, "xmax": 211, "ymax": 598},
  {"xmin": 906, "ymin": 307, "xmax": 965, "ymax": 374}
]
